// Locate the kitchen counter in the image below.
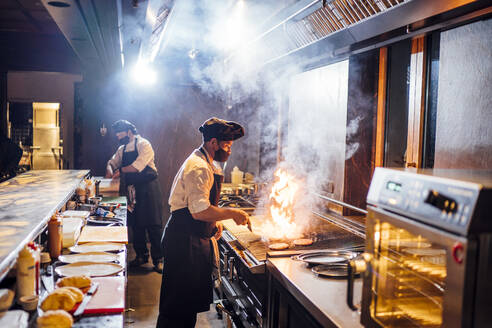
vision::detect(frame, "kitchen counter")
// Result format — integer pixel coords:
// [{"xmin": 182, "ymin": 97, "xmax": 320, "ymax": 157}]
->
[
  {"xmin": 267, "ymin": 257, "xmax": 363, "ymax": 328},
  {"xmin": 0, "ymin": 170, "xmax": 89, "ymax": 281}
]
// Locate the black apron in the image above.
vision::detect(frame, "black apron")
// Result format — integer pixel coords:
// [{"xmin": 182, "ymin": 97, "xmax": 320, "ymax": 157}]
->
[
  {"xmin": 159, "ymin": 148, "xmax": 222, "ymax": 316},
  {"xmin": 120, "ymin": 138, "xmax": 163, "ymax": 227}
]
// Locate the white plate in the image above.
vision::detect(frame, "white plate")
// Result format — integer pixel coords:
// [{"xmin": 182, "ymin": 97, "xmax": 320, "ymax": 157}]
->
[
  {"xmin": 58, "ymin": 252, "xmax": 119, "ymax": 264},
  {"xmin": 68, "ymin": 242, "xmax": 124, "ymax": 253},
  {"xmin": 55, "ymin": 261, "xmax": 123, "ymax": 277}
]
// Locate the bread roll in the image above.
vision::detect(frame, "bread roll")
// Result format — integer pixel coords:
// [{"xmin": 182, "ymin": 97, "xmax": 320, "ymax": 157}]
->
[
  {"xmin": 57, "ymin": 275, "xmax": 92, "ymax": 289},
  {"xmin": 37, "ymin": 310, "xmax": 73, "ymax": 328},
  {"xmin": 293, "ymin": 238, "xmax": 313, "ymax": 246},
  {"xmin": 40, "ymin": 289, "xmax": 76, "ymax": 312},
  {"xmin": 269, "ymin": 242, "xmax": 289, "ymax": 250},
  {"xmin": 58, "ymin": 287, "xmax": 83, "ymax": 303}
]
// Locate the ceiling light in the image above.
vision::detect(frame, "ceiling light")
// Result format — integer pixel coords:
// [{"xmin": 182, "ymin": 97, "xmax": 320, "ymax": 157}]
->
[{"xmin": 132, "ymin": 62, "xmax": 157, "ymax": 85}]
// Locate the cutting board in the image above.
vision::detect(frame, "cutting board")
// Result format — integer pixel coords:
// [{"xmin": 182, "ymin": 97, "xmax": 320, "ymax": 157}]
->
[
  {"xmin": 85, "ymin": 276, "xmax": 125, "ymax": 314},
  {"xmin": 78, "ymin": 226, "xmax": 128, "ymax": 244},
  {"xmin": 69, "ymin": 276, "xmax": 125, "ymax": 314}
]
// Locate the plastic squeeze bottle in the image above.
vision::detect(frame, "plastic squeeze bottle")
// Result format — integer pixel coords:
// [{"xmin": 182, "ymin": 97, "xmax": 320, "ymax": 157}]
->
[
  {"xmin": 17, "ymin": 245, "xmax": 36, "ymax": 297},
  {"xmin": 48, "ymin": 214, "xmax": 62, "ymax": 259}
]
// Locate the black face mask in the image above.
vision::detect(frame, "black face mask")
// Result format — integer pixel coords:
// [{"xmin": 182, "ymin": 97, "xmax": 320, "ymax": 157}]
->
[
  {"xmin": 214, "ymin": 148, "xmax": 230, "ymax": 162},
  {"xmin": 118, "ymin": 136, "xmax": 130, "ymax": 145}
]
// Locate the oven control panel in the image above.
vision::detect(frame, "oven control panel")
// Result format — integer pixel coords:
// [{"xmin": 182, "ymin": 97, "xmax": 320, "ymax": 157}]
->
[{"xmin": 367, "ymin": 168, "xmax": 492, "ymax": 236}]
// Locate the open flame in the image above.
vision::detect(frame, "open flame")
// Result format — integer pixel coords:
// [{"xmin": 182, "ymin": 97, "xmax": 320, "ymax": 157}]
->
[{"xmin": 260, "ymin": 168, "xmax": 303, "ymax": 240}]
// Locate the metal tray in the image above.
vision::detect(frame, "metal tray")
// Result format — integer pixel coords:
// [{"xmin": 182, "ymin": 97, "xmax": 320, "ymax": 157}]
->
[
  {"xmin": 312, "ymin": 263, "xmax": 351, "ymax": 278},
  {"xmin": 292, "ymin": 250, "xmax": 357, "ymax": 265}
]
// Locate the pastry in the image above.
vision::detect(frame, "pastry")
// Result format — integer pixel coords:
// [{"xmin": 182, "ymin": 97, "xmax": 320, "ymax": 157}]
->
[
  {"xmin": 40, "ymin": 289, "xmax": 76, "ymax": 312},
  {"xmin": 58, "ymin": 287, "xmax": 84, "ymax": 303},
  {"xmin": 37, "ymin": 310, "xmax": 73, "ymax": 328},
  {"xmin": 57, "ymin": 275, "xmax": 92, "ymax": 289}
]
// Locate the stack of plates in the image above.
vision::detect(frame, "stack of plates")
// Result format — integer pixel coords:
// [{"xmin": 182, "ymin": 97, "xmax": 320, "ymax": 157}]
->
[{"xmin": 56, "ymin": 242, "xmax": 126, "ymax": 277}]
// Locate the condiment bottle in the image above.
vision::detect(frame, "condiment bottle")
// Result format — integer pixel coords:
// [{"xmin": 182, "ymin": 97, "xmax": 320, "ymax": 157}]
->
[
  {"xmin": 17, "ymin": 246, "xmax": 36, "ymax": 298},
  {"xmin": 48, "ymin": 214, "xmax": 62, "ymax": 259},
  {"xmin": 27, "ymin": 242, "xmax": 40, "ymax": 295}
]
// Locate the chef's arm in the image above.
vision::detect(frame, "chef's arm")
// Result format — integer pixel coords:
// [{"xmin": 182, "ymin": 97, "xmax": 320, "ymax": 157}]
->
[
  {"xmin": 121, "ymin": 165, "xmax": 138, "ymax": 173},
  {"xmin": 106, "ymin": 148, "xmax": 123, "ymax": 178},
  {"xmin": 192, "ymin": 206, "xmax": 249, "ymax": 226}
]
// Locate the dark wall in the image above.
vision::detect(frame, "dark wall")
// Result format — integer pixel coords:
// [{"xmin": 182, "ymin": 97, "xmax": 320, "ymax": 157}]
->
[
  {"xmin": 343, "ymin": 50, "xmax": 379, "ymax": 213},
  {"xmin": 384, "ymin": 39, "xmax": 411, "ymax": 167},
  {"xmin": 74, "ymin": 73, "xmax": 235, "ymax": 219},
  {"xmin": 434, "ymin": 18, "xmax": 492, "ymax": 168}
]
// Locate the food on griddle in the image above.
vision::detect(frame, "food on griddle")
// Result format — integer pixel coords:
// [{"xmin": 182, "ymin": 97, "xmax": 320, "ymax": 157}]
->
[
  {"xmin": 269, "ymin": 242, "xmax": 289, "ymax": 250},
  {"xmin": 293, "ymin": 238, "xmax": 313, "ymax": 246},
  {"xmin": 41, "ymin": 289, "xmax": 77, "ymax": 311},
  {"xmin": 57, "ymin": 275, "xmax": 92, "ymax": 289},
  {"xmin": 37, "ymin": 310, "xmax": 73, "ymax": 328}
]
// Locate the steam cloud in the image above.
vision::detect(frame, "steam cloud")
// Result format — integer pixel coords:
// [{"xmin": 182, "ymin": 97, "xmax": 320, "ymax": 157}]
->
[{"xmin": 167, "ymin": 1, "xmax": 365, "ymax": 236}]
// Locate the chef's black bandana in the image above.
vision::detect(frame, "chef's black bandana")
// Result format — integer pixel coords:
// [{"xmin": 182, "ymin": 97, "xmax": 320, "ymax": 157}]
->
[
  {"xmin": 112, "ymin": 120, "xmax": 137, "ymax": 134},
  {"xmin": 199, "ymin": 117, "xmax": 245, "ymax": 141}
]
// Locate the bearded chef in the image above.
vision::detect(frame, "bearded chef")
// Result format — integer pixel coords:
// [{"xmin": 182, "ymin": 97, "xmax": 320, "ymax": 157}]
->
[
  {"xmin": 106, "ymin": 120, "xmax": 164, "ymax": 273},
  {"xmin": 157, "ymin": 117, "xmax": 250, "ymax": 327}
]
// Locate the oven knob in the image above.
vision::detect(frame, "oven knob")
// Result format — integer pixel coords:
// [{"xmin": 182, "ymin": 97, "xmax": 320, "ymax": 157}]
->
[{"xmin": 452, "ymin": 242, "xmax": 464, "ymax": 264}]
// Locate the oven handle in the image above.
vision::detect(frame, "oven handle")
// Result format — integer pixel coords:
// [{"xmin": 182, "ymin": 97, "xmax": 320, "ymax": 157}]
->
[{"xmin": 347, "ymin": 253, "xmax": 371, "ymax": 311}]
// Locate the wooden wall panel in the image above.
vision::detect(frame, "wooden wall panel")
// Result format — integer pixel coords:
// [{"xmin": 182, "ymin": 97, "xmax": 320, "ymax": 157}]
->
[
  {"xmin": 375, "ymin": 47, "xmax": 387, "ymax": 168},
  {"xmin": 406, "ymin": 36, "xmax": 427, "ymax": 168}
]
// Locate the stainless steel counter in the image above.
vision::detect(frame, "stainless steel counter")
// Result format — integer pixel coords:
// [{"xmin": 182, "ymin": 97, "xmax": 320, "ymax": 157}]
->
[
  {"xmin": 0, "ymin": 170, "xmax": 89, "ymax": 281},
  {"xmin": 267, "ymin": 257, "xmax": 363, "ymax": 328}
]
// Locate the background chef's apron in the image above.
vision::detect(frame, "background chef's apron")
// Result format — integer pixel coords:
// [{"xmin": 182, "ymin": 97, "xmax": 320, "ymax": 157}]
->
[
  {"xmin": 159, "ymin": 148, "xmax": 222, "ymax": 316},
  {"xmin": 119, "ymin": 138, "xmax": 163, "ymax": 227}
]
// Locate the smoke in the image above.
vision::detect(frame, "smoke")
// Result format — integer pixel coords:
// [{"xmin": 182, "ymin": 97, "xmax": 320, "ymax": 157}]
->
[{"xmin": 166, "ymin": 0, "xmax": 365, "ymax": 237}]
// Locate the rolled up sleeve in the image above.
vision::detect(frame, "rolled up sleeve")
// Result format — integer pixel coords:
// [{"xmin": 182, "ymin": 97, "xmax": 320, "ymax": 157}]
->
[
  {"xmin": 131, "ymin": 139, "xmax": 154, "ymax": 172},
  {"xmin": 184, "ymin": 165, "xmax": 213, "ymax": 214},
  {"xmin": 107, "ymin": 147, "xmax": 123, "ymax": 170}
]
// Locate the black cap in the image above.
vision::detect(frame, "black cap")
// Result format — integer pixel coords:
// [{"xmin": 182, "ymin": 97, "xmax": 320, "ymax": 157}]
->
[
  {"xmin": 199, "ymin": 117, "xmax": 244, "ymax": 141},
  {"xmin": 112, "ymin": 120, "xmax": 137, "ymax": 134}
]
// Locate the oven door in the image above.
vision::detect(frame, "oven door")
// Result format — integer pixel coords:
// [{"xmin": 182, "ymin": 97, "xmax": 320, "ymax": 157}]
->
[{"xmin": 361, "ymin": 206, "xmax": 476, "ymax": 328}]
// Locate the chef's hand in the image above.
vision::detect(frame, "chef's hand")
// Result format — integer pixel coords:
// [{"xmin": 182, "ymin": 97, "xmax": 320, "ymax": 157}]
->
[
  {"xmin": 232, "ymin": 209, "xmax": 250, "ymax": 226},
  {"xmin": 112, "ymin": 170, "xmax": 120, "ymax": 179},
  {"xmin": 214, "ymin": 222, "xmax": 223, "ymax": 240}
]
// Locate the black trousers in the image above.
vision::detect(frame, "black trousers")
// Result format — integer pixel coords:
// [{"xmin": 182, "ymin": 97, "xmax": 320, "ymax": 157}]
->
[
  {"xmin": 129, "ymin": 211, "xmax": 163, "ymax": 263},
  {"xmin": 156, "ymin": 312, "xmax": 197, "ymax": 328}
]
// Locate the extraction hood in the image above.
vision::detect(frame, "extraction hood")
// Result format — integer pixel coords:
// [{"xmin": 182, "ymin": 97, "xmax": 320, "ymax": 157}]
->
[{"xmin": 230, "ymin": 0, "xmax": 492, "ymax": 70}]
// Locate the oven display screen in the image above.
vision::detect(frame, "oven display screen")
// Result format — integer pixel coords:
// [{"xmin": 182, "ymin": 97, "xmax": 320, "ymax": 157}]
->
[{"xmin": 386, "ymin": 181, "xmax": 402, "ymax": 192}]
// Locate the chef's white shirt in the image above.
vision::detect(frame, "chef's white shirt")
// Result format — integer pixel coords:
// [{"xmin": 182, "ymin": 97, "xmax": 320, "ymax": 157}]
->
[
  {"xmin": 169, "ymin": 147, "xmax": 223, "ymax": 214},
  {"xmin": 107, "ymin": 135, "xmax": 157, "ymax": 172}
]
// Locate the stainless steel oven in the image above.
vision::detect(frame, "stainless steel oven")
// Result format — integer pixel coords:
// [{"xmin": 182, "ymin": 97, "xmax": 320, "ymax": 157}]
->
[{"xmin": 348, "ymin": 168, "xmax": 492, "ymax": 328}]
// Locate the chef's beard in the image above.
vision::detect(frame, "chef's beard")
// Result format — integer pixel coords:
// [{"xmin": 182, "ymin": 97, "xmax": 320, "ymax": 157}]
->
[
  {"xmin": 118, "ymin": 136, "xmax": 130, "ymax": 145},
  {"xmin": 214, "ymin": 149, "xmax": 230, "ymax": 162}
]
